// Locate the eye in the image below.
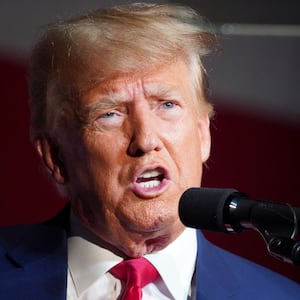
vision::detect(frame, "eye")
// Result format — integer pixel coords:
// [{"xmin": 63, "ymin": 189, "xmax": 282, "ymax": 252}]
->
[
  {"xmin": 93, "ymin": 109, "xmax": 124, "ymax": 130},
  {"xmin": 100, "ymin": 111, "xmax": 118, "ymax": 118},
  {"xmin": 156, "ymin": 100, "xmax": 181, "ymax": 121},
  {"xmin": 161, "ymin": 101, "xmax": 176, "ymax": 109}
]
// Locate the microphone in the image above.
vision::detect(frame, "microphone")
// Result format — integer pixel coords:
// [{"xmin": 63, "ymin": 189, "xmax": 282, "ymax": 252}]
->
[
  {"xmin": 179, "ymin": 187, "xmax": 299, "ymax": 235},
  {"xmin": 178, "ymin": 187, "xmax": 300, "ymax": 263}
]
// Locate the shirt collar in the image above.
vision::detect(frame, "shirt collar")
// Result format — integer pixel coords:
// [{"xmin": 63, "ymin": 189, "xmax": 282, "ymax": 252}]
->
[
  {"xmin": 68, "ymin": 236, "xmax": 123, "ymax": 295},
  {"xmin": 145, "ymin": 227, "xmax": 197, "ymax": 299},
  {"xmin": 68, "ymin": 213, "xmax": 197, "ymax": 298}
]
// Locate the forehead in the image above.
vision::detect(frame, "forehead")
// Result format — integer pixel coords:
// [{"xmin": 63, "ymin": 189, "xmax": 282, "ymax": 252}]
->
[{"xmin": 81, "ymin": 60, "xmax": 194, "ymax": 104}]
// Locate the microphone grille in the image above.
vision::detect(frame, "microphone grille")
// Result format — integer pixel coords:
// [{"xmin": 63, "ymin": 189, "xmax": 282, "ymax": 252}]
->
[{"xmin": 178, "ymin": 187, "xmax": 237, "ymax": 232}]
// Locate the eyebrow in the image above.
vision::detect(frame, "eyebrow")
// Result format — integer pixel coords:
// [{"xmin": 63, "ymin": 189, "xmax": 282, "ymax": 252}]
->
[
  {"xmin": 78, "ymin": 81, "xmax": 183, "ymax": 123},
  {"xmin": 77, "ymin": 97, "xmax": 122, "ymax": 126},
  {"xmin": 143, "ymin": 83, "xmax": 183, "ymax": 100}
]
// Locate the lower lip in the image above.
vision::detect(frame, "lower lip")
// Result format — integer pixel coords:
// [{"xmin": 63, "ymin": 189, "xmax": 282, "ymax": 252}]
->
[{"xmin": 131, "ymin": 178, "xmax": 170, "ymax": 198}]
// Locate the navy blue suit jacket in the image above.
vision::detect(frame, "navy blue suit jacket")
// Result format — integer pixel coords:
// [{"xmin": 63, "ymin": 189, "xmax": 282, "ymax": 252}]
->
[{"xmin": 1, "ymin": 217, "xmax": 300, "ymax": 299}]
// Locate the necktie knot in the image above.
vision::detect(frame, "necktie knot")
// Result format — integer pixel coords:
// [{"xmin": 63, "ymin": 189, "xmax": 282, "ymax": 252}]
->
[{"xmin": 110, "ymin": 257, "xmax": 159, "ymax": 299}]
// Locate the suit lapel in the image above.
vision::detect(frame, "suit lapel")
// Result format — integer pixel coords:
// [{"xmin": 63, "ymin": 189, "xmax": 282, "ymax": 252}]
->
[{"xmin": 195, "ymin": 231, "xmax": 240, "ymax": 299}]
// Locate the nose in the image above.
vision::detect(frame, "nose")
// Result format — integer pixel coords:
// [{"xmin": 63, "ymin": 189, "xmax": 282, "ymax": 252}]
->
[{"xmin": 127, "ymin": 111, "xmax": 163, "ymax": 157}]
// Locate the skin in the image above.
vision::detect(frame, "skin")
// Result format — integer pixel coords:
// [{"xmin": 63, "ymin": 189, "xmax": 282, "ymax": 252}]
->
[{"xmin": 37, "ymin": 59, "xmax": 211, "ymax": 258}]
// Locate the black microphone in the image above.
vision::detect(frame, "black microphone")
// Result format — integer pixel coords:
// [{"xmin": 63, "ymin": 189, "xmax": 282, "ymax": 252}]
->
[
  {"xmin": 178, "ymin": 187, "xmax": 300, "ymax": 264},
  {"xmin": 178, "ymin": 187, "xmax": 300, "ymax": 237}
]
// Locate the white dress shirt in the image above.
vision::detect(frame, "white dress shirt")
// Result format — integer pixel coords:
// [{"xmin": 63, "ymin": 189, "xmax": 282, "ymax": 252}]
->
[{"xmin": 67, "ymin": 214, "xmax": 197, "ymax": 300}]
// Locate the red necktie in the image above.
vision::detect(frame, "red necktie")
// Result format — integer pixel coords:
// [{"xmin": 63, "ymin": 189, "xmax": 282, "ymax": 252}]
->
[{"xmin": 109, "ymin": 257, "xmax": 159, "ymax": 300}]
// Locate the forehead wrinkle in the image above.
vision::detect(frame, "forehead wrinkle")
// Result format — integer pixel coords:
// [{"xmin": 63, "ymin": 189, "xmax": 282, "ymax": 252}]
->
[
  {"xmin": 123, "ymin": 78, "xmax": 146, "ymax": 102},
  {"xmin": 94, "ymin": 78, "xmax": 146, "ymax": 104},
  {"xmin": 79, "ymin": 79, "xmax": 147, "ymax": 125},
  {"xmin": 97, "ymin": 75, "xmax": 182, "ymax": 103},
  {"xmin": 83, "ymin": 84, "xmax": 134, "ymax": 112},
  {"xmin": 82, "ymin": 72, "xmax": 185, "ymax": 116}
]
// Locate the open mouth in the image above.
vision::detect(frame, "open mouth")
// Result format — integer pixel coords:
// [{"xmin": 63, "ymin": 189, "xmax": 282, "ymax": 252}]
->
[
  {"xmin": 136, "ymin": 170, "xmax": 165, "ymax": 189},
  {"xmin": 132, "ymin": 167, "xmax": 169, "ymax": 197}
]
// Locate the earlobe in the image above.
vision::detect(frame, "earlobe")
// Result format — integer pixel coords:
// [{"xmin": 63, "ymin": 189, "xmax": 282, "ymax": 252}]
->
[{"xmin": 35, "ymin": 138, "xmax": 67, "ymax": 184}]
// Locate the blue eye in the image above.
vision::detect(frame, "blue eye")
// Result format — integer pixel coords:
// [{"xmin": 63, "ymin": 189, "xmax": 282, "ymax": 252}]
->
[
  {"xmin": 94, "ymin": 109, "xmax": 124, "ymax": 130},
  {"xmin": 101, "ymin": 111, "xmax": 116, "ymax": 118},
  {"xmin": 162, "ymin": 101, "xmax": 175, "ymax": 109}
]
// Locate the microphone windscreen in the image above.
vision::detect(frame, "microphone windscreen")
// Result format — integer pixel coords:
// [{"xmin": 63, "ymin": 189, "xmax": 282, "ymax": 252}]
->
[{"xmin": 178, "ymin": 187, "xmax": 237, "ymax": 232}]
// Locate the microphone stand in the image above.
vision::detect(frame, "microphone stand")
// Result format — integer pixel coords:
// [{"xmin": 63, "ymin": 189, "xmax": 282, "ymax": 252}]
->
[
  {"xmin": 178, "ymin": 187, "xmax": 300, "ymax": 265},
  {"xmin": 227, "ymin": 196, "xmax": 300, "ymax": 264},
  {"xmin": 266, "ymin": 234, "xmax": 300, "ymax": 264}
]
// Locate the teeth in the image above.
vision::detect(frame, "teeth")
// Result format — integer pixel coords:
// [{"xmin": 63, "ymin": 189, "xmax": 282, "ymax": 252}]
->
[
  {"xmin": 137, "ymin": 169, "xmax": 164, "ymax": 189},
  {"xmin": 139, "ymin": 180, "xmax": 161, "ymax": 188},
  {"xmin": 140, "ymin": 170, "xmax": 161, "ymax": 178}
]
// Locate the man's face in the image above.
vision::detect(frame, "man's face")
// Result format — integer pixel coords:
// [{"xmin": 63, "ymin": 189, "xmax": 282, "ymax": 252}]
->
[{"xmin": 56, "ymin": 60, "xmax": 211, "ymax": 257}]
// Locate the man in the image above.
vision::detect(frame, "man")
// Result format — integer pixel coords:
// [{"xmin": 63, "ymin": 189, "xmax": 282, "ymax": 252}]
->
[{"xmin": 0, "ymin": 3, "xmax": 300, "ymax": 300}]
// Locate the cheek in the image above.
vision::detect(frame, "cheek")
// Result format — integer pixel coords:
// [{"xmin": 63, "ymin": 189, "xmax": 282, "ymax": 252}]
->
[
  {"xmin": 170, "ymin": 120, "xmax": 203, "ymax": 182},
  {"xmin": 87, "ymin": 131, "xmax": 128, "ymax": 161},
  {"xmin": 82, "ymin": 136, "xmax": 129, "ymax": 193},
  {"xmin": 171, "ymin": 119, "xmax": 202, "ymax": 153},
  {"xmin": 62, "ymin": 135, "xmax": 118, "ymax": 195}
]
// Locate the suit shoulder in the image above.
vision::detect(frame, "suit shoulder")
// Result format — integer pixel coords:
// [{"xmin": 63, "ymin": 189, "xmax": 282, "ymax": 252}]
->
[
  {"xmin": 0, "ymin": 223, "xmax": 65, "ymax": 248},
  {"xmin": 0, "ymin": 223, "xmax": 67, "ymax": 299},
  {"xmin": 196, "ymin": 232, "xmax": 300, "ymax": 299},
  {"xmin": 0, "ymin": 223, "xmax": 67, "ymax": 269},
  {"xmin": 0, "ymin": 205, "xmax": 70, "ymax": 251}
]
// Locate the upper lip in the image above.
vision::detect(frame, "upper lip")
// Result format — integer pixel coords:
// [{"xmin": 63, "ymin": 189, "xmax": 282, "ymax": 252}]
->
[{"xmin": 133, "ymin": 165, "xmax": 169, "ymax": 183}]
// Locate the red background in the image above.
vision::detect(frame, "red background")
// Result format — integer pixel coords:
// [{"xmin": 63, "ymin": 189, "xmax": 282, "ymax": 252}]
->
[{"xmin": 1, "ymin": 54, "xmax": 300, "ymax": 283}]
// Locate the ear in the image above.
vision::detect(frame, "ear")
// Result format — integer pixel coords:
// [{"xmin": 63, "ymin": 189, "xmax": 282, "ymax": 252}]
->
[
  {"xmin": 35, "ymin": 138, "xmax": 68, "ymax": 184},
  {"xmin": 197, "ymin": 114, "xmax": 211, "ymax": 163}
]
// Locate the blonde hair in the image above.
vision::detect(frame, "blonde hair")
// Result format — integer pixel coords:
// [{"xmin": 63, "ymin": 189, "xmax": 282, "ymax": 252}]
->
[{"xmin": 29, "ymin": 2, "xmax": 216, "ymax": 139}]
